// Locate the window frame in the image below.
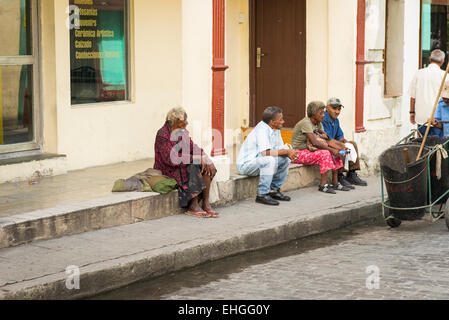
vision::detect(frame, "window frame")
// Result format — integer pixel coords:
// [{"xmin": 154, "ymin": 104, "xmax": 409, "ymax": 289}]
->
[
  {"xmin": 383, "ymin": 0, "xmax": 405, "ymax": 98},
  {"xmin": 69, "ymin": 0, "xmax": 131, "ymax": 108},
  {"xmin": 0, "ymin": 0, "xmax": 41, "ymax": 154},
  {"xmin": 419, "ymin": 0, "xmax": 449, "ymax": 69}
]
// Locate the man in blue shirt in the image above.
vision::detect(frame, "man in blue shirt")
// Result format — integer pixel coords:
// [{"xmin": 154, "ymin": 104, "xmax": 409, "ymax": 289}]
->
[
  {"xmin": 322, "ymin": 98, "xmax": 367, "ymax": 188},
  {"xmin": 237, "ymin": 107, "xmax": 299, "ymax": 206},
  {"xmin": 431, "ymin": 82, "xmax": 449, "ymax": 137}
]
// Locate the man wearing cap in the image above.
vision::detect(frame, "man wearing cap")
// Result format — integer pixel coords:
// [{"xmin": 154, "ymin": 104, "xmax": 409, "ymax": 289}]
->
[
  {"xmin": 431, "ymin": 82, "xmax": 449, "ymax": 137},
  {"xmin": 322, "ymin": 97, "xmax": 367, "ymax": 187},
  {"xmin": 409, "ymin": 49, "xmax": 446, "ymax": 126}
]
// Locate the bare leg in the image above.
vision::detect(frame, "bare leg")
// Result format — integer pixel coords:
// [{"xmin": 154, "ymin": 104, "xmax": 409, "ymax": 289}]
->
[
  {"xmin": 320, "ymin": 174, "xmax": 327, "ymax": 186},
  {"xmin": 202, "ymin": 174, "xmax": 212, "ymax": 212},
  {"xmin": 188, "ymin": 197, "xmax": 204, "ymax": 213},
  {"xmin": 332, "ymin": 170, "xmax": 338, "ymax": 185}
]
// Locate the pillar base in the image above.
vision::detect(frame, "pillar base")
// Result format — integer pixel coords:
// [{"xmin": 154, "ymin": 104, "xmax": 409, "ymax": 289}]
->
[{"xmin": 211, "ymin": 154, "xmax": 230, "ymax": 182}]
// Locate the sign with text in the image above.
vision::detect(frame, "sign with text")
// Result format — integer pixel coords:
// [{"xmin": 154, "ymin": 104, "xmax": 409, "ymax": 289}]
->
[{"xmin": 69, "ymin": 0, "xmax": 128, "ymax": 105}]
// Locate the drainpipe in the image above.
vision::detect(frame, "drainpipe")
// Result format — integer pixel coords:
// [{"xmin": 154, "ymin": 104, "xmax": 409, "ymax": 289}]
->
[{"xmin": 355, "ymin": 0, "xmax": 367, "ymax": 133}]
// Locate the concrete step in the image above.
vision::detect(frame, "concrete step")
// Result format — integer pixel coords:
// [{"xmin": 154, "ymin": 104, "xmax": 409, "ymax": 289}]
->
[
  {"xmin": 0, "ymin": 163, "xmax": 321, "ymax": 249},
  {"xmin": 0, "ymin": 176, "xmax": 382, "ymax": 300},
  {"xmin": 0, "ymin": 152, "xmax": 67, "ymax": 184}
]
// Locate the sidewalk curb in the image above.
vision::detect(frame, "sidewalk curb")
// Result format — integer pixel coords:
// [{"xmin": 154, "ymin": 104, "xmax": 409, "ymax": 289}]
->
[
  {"xmin": 0, "ymin": 164, "xmax": 320, "ymax": 249},
  {"xmin": 0, "ymin": 198, "xmax": 381, "ymax": 300}
]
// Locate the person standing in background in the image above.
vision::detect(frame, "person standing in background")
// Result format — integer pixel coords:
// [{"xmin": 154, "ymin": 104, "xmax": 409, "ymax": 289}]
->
[{"xmin": 409, "ymin": 49, "xmax": 446, "ymax": 126}]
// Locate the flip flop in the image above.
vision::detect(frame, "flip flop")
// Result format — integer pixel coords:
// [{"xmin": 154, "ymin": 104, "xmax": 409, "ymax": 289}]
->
[
  {"xmin": 186, "ymin": 210, "xmax": 211, "ymax": 218},
  {"xmin": 205, "ymin": 210, "xmax": 219, "ymax": 218}
]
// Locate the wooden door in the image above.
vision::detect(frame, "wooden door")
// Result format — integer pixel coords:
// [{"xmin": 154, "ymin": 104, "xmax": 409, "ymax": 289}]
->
[{"xmin": 250, "ymin": 0, "xmax": 306, "ymax": 128}]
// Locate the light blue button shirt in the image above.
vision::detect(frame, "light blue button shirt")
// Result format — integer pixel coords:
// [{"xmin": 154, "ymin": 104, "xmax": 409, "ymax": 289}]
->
[
  {"xmin": 434, "ymin": 98, "xmax": 449, "ymax": 137},
  {"xmin": 237, "ymin": 121, "xmax": 286, "ymax": 171}
]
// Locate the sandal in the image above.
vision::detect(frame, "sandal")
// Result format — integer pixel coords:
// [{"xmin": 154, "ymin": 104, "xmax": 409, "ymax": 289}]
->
[
  {"xmin": 318, "ymin": 184, "xmax": 336, "ymax": 194},
  {"xmin": 205, "ymin": 210, "xmax": 220, "ymax": 218},
  {"xmin": 186, "ymin": 211, "xmax": 211, "ymax": 218}
]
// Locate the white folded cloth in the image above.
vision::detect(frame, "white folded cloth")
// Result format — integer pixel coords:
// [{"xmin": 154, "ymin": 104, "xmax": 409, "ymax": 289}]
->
[{"xmin": 344, "ymin": 143, "xmax": 358, "ymax": 170}]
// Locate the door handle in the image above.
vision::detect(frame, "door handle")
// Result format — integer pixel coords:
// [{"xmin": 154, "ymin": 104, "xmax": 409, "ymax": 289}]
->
[{"xmin": 257, "ymin": 47, "xmax": 265, "ymax": 68}]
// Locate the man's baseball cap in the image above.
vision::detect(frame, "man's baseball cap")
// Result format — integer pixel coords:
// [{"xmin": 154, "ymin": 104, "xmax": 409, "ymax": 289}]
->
[{"xmin": 327, "ymin": 97, "xmax": 344, "ymax": 108}]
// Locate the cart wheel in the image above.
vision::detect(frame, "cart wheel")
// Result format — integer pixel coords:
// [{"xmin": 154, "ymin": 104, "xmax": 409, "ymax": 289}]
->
[
  {"xmin": 382, "ymin": 205, "xmax": 390, "ymax": 219},
  {"xmin": 386, "ymin": 216, "xmax": 401, "ymax": 228}
]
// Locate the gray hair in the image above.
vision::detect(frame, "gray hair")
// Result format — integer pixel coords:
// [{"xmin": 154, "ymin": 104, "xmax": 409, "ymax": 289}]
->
[
  {"xmin": 430, "ymin": 49, "xmax": 446, "ymax": 64},
  {"xmin": 166, "ymin": 107, "xmax": 187, "ymax": 126},
  {"xmin": 262, "ymin": 106, "xmax": 283, "ymax": 124},
  {"xmin": 307, "ymin": 101, "xmax": 325, "ymax": 118}
]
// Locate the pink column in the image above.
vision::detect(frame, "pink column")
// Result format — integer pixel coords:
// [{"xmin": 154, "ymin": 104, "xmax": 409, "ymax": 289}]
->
[{"xmin": 211, "ymin": 0, "xmax": 229, "ymax": 156}]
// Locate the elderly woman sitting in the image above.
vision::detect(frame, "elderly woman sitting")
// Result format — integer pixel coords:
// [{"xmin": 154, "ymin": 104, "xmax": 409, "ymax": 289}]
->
[
  {"xmin": 291, "ymin": 101, "xmax": 350, "ymax": 194},
  {"xmin": 154, "ymin": 107, "xmax": 219, "ymax": 218}
]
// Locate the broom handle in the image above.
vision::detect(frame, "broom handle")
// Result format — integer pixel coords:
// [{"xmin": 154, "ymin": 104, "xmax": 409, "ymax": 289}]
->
[{"xmin": 416, "ymin": 61, "xmax": 449, "ymax": 161}]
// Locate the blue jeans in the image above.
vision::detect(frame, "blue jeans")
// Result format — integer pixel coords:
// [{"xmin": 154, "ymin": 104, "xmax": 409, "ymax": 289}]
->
[{"xmin": 237, "ymin": 156, "xmax": 291, "ymax": 195}]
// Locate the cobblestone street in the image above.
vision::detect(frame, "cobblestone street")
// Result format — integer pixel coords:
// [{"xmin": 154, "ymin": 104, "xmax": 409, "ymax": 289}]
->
[{"xmin": 97, "ymin": 218, "xmax": 449, "ymax": 300}]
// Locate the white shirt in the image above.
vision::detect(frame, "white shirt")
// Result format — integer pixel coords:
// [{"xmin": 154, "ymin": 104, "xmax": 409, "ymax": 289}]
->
[
  {"xmin": 236, "ymin": 121, "xmax": 286, "ymax": 171},
  {"xmin": 409, "ymin": 63, "xmax": 445, "ymax": 124}
]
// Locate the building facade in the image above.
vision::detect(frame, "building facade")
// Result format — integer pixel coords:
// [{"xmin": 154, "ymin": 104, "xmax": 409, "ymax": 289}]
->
[{"xmin": 0, "ymin": 0, "xmax": 444, "ymax": 183}]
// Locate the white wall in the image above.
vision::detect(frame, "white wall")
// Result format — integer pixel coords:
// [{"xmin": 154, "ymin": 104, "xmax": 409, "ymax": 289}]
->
[
  {"xmin": 182, "ymin": 0, "xmax": 213, "ymax": 154},
  {"xmin": 401, "ymin": 0, "xmax": 421, "ymax": 137},
  {"xmin": 306, "ymin": 0, "xmax": 329, "ymax": 105},
  {"xmin": 327, "ymin": 0, "xmax": 357, "ymax": 141},
  {"xmin": 226, "ymin": 0, "xmax": 249, "ymax": 135},
  {"xmin": 49, "ymin": 0, "xmax": 183, "ymax": 171},
  {"xmin": 355, "ymin": 0, "xmax": 421, "ymax": 173}
]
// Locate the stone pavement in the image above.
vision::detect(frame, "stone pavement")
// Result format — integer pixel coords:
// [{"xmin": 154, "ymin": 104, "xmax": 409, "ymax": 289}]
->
[
  {"xmin": 0, "ymin": 176, "xmax": 382, "ymax": 299},
  {"xmin": 0, "ymin": 159, "xmax": 155, "ymax": 218},
  {"xmin": 137, "ymin": 219, "xmax": 448, "ymax": 300}
]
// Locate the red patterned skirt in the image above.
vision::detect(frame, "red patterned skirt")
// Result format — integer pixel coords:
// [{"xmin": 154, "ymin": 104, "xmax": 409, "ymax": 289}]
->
[{"xmin": 293, "ymin": 149, "xmax": 343, "ymax": 174}]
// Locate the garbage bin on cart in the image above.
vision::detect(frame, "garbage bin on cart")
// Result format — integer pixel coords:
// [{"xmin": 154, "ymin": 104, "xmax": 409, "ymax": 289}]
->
[
  {"xmin": 410, "ymin": 136, "xmax": 449, "ymax": 204},
  {"xmin": 379, "ymin": 144, "xmax": 431, "ymax": 227}
]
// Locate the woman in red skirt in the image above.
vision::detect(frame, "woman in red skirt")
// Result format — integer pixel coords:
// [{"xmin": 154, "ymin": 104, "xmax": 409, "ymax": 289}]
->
[{"xmin": 291, "ymin": 101, "xmax": 351, "ymax": 194}]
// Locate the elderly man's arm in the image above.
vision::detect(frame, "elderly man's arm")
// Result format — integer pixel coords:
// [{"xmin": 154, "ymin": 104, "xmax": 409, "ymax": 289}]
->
[
  {"xmin": 261, "ymin": 149, "xmax": 299, "ymax": 161},
  {"xmin": 410, "ymin": 98, "xmax": 416, "ymax": 125},
  {"xmin": 409, "ymin": 73, "xmax": 417, "ymax": 125},
  {"xmin": 431, "ymin": 103, "xmax": 444, "ymax": 129},
  {"xmin": 189, "ymin": 138, "xmax": 217, "ymax": 179},
  {"xmin": 306, "ymin": 132, "xmax": 340, "ymax": 158},
  {"xmin": 431, "ymin": 113, "xmax": 443, "ymax": 130},
  {"xmin": 260, "ymin": 129, "xmax": 299, "ymax": 160},
  {"xmin": 431, "ymin": 118, "xmax": 443, "ymax": 129},
  {"xmin": 199, "ymin": 155, "xmax": 217, "ymax": 179}
]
